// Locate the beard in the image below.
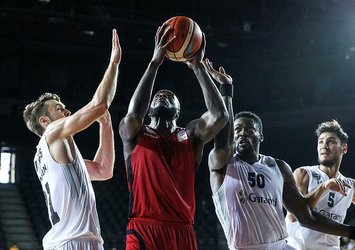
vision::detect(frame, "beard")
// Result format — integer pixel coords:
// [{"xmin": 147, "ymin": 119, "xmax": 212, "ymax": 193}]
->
[
  {"xmin": 148, "ymin": 106, "xmax": 178, "ymax": 120},
  {"xmin": 318, "ymin": 157, "xmax": 336, "ymax": 167}
]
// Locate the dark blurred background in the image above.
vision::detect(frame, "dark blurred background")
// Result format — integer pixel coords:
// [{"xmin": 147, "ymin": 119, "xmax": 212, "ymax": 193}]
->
[{"xmin": 1, "ymin": 0, "xmax": 355, "ymax": 249}]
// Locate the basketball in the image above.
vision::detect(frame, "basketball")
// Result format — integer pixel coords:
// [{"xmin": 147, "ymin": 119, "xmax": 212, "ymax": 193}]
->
[{"xmin": 164, "ymin": 16, "xmax": 203, "ymax": 62}]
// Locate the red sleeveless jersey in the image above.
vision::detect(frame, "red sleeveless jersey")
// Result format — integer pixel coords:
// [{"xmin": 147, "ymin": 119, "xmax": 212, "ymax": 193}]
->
[{"xmin": 126, "ymin": 125, "xmax": 196, "ymax": 224}]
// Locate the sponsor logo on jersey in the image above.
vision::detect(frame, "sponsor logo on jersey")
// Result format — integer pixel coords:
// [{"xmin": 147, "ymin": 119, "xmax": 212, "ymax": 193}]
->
[
  {"xmin": 317, "ymin": 209, "xmax": 343, "ymax": 223},
  {"xmin": 263, "ymin": 157, "xmax": 276, "ymax": 167},
  {"xmin": 312, "ymin": 172, "xmax": 322, "ymax": 184},
  {"xmin": 238, "ymin": 189, "xmax": 248, "ymax": 204},
  {"xmin": 238, "ymin": 189, "xmax": 278, "ymax": 207},
  {"xmin": 177, "ymin": 130, "xmax": 188, "ymax": 141}
]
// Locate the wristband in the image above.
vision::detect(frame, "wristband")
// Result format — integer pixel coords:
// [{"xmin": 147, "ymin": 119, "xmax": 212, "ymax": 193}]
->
[
  {"xmin": 220, "ymin": 84, "xmax": 233, "ymax": 97},
  {"xmin": 350, "ymin": 226, "xmax": 355, "ymax": 240}
]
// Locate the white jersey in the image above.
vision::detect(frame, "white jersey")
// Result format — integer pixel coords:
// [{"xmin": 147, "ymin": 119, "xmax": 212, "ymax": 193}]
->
[
  {"xmin": 286, "ymin": 165, "xmax": 354, "ymax": 250},
  {"xmin": 213, "ymin": 154, "xmax": 288, "ymax": 250},
  {"xmin": 33, "ymin": 136, "xmax": 103, "ymax": 249}
]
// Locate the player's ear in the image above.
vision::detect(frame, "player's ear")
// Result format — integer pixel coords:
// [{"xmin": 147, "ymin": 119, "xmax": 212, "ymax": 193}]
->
[
  {"xmin": 342, "ymin": 143, "xmax": 348, "ymax": 154},
  {"xmin": 259, "ymin": 133, "xmax": 264, "ymax": 143},
  {"xmin": 39, "ymin": 116, "xmax": 51, "ymax": 128},
  {"xmin": 174, "ymin": 109, "xmax": 180, "ymax": 119}
]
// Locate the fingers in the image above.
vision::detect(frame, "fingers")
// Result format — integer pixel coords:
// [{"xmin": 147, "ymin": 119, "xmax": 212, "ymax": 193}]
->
[
  {"xmin": 205, "ymin": 58, "xmax": 217, "ymax": 72},
  {"xmin": 155, "ymin": 24, "xmax": 165, "ymax": 44},
  {"xmin": 203, "ymin": 58, "xmax": 213, "ymax": 71},
  {"xmin": 330, "ymin": 179, "xmax": 349, "ymax": 196},
  {"xmin": 111, "ymin": 28, "xmax": 122, "ymax": 65},
  {"xmin": 112, "ymin": 29, "xmax": 117, "ymax": 48},
  {"xmin": 156, "ymin": 23, "xmax": 174, "ymax": 48}
]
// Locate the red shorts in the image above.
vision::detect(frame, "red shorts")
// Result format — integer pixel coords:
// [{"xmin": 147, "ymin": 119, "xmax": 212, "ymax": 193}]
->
[{"xmin": 125, "ymin": 218, "xmax": 197, "ymax": 250}]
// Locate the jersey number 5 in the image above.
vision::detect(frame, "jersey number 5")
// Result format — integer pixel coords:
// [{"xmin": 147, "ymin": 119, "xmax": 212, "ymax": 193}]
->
[{"xmin": 327, "ymin": 192, "xmax": 335, "ymax": 208}]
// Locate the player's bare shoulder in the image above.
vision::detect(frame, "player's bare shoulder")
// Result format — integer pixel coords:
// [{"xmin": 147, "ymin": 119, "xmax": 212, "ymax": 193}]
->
[
  {"xmin": 184, "ymin": 119, "xmax": 200, "ymax": 140},
  {"xmin": 274, "ymin": 158, "xmax": 294, "ymax": 179}
]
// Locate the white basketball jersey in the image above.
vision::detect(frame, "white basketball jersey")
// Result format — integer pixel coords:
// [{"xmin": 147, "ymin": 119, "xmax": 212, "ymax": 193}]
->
[
  {"xmin": 33, "ymin": 136, "xmax": 103, "ymax": 249},
  {"xmin": 286, "ymin": 166, "xmax": 353, "ymax": 250},
  {"xmin": 213, "ymin": 154, "xmax": 288, "ymax": 250}
]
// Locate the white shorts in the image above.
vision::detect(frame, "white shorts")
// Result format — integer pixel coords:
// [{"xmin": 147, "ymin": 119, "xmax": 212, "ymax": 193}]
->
[
  {"xmin": 55, "ymin": 239, "xmax": 104, "ymax": 250},
  {"xmin": 285, "ymin": 217, "xmax": 305, "ymax": 250}
]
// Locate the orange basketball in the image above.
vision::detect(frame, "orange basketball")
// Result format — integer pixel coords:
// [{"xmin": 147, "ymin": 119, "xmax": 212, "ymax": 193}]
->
[{"xmin": 164, "ymin": 16, "xmax": 203, "ymax": 62}]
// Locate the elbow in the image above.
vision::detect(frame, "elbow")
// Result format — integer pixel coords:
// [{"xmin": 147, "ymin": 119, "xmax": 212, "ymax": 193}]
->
[
  {"xmin": 98, "ymin": 162, "xmax": 114, "ymax": 180},
  {"xmin": 212, "ymin": 110, "xmax": 229, "ymax": 131},
  {"xmin": 297, "ymin": 214, "xmax": 314, "ymax": 228},
  {"xmin": 101, "ymin": 170, "xmax": 114, "ymax": 180},
  {"xmin": 218, "ymin": 110, "xmax": 229, "ymax": 126},
  {"xmin": 103, "ymin": 174, "xmax": 113, "ymax": 180},
  {"xmin": 298, "ymin": 218, "xmax": 311, "ymax": 228},
  {"xmin": 96, "ymin": 102, "xmax": 109, "ymax": 112}
]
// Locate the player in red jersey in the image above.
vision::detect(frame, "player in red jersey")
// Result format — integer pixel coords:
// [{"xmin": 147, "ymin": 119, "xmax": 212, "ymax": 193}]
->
[{"xmin": 119, "ymin": 23, "xmax": 229, "ymax": 250}]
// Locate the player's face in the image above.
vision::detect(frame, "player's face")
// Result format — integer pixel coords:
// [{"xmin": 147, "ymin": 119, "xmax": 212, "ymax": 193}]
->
[
  {"xmin": 45, "ymin": 99, "xmax": 71, "ymax": 121},
  {"xmin": 317, "ymin": 132, "xmax": 347, "ymax": 167},
  {"xmin": 149, "ymin": 90, "xmax": 180, "ymax": 119},
  {"xmin": 151, "ymin": 90, "xmax": 180, "ymax": 110},
  {"xmin": 234, "ymin": 117, "xmax": 262, "ymax": 155}
]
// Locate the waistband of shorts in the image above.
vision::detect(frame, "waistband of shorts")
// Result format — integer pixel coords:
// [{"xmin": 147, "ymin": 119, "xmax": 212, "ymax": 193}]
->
[
  {"xmin": 129, "ymin": 217, "xmax": 193, "ymax": 227},
  {"xmin": 75, "ymin": 234, "xmax": 103, "ymax": 243}
]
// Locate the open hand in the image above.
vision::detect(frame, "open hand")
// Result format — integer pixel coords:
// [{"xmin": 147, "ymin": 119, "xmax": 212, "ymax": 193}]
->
[
  {"xmin": 110, "ymin": 29, "xmax": 122, "ymax": 65},
  {"xmin": 151, "ymin": 23, "xmax": 175, "ymax": 66},
  {"xmin": 203, "ymin": 58, "xmax": 232, "ymax": 85}
]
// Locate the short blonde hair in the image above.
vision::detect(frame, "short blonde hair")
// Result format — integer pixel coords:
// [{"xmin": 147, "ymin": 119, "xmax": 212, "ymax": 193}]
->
[{"xmin": 23, "ymin": 93, "xmax": 61, "ymax": 137}]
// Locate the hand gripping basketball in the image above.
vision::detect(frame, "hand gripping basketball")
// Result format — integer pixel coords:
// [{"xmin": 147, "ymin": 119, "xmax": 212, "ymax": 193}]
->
[{"xmin": 163, "ymin": 16, "xmax": 203, "ymax": 62}]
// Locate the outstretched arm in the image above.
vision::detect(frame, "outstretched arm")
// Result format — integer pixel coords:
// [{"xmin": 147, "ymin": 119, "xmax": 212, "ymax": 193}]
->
[
  {"xmin": 119, "ymin": 24, "xmax": 175, "ymax": 149},
  {"xmin": 47, "ymin": 29, "xmax": 121, "ymax": 142},
  {"xmin": 205, "ymin": 59, "xmax": 234, "ymax": 194},
  {"xmin": 280, "ymin": 159, "xmax": 355, "ymax": 239},
  {"xmin": 185, "ymin": 37, "xmax": 229, "ymax": 164},
  {"xmin": 86, "ymin": 111, "xmax": 115, "ymax": 181}
]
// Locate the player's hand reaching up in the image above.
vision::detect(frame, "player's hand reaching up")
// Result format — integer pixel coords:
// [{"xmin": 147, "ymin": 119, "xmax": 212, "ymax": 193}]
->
[
  {"xmin": 110, "ymin": 29, "xmax": 122, "ymax": 66},
  {"xmin": 185, "ymin": 33, "xmax": 206, "ymax": 68},
  {"xmin": 203, "ymin": 58, "xmax": 233, "ymax": 85},
  {"xmin": 151, "ymin": 24, "xmax": 175, "ymax": 66}
]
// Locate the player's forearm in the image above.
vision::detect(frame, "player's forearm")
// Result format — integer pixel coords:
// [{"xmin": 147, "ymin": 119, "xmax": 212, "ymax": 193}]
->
[
  {"xmin": 304, "ymin": 183, "xmax": 327, "ymax": 209},
  {"xmin": 92, "ymin": 62, "xmax": 119, "ymax": 109},
  {"xmin": 300, "ymin": 210, "xmax": 351, "ymax": 238},
  {"xmin": 94, "ymin": 122, "xmax": 115, "ymax": 178},
  {"xmin": 127, "ymin": 62, "xmax": 159, "ymax": 118},
  {"xmin": 193, "ymin": 63, "xmax": 227, "ymax": 117},
  {"xmin": 214, "ymin": 95, "xmax": 233, "ymax": 149}
]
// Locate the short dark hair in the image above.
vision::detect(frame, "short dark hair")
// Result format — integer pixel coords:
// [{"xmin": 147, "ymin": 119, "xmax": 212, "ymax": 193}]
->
[
  {"xmin": 315, "ymin": 120, "xmax": 348, "ymax": 144},
  {"xmin": 234, "ymin": 111, "xmax": 263, "ymax": 133},
  {"xmin": 23, "ymin": 93, "xmax": 61, "ymax": 137}
]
